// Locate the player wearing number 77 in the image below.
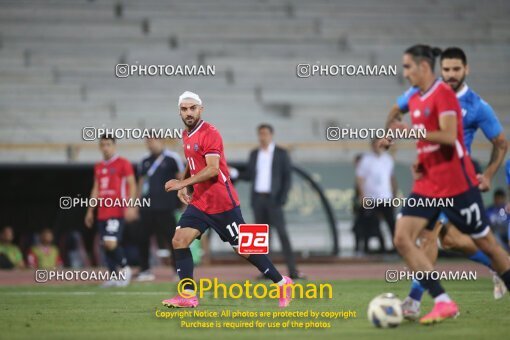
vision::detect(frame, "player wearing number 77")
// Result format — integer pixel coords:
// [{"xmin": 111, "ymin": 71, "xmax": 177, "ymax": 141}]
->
[
  {"xmin": 389, "ymin": 47, "xmax": 508, "ymax": 320},
  {"xmin": 161, "ymin": 91, "xmax": 293, "ymax": 308},
  {"xmin": 388, "ymin": 45, "xmax": 510, "ymax": 325}
]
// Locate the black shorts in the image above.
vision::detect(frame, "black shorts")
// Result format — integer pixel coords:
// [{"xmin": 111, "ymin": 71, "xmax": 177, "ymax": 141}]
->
[
  {"xmin": 177, "ymin": 204, "xmax": 245, "ymax": 247},
  {"xmin": 399, "ymin": 187, "xmax": 490, "ymax": 239},
  {"xmin": 98, "ymin": 218, "xmax": 125, "ymax": 242}
]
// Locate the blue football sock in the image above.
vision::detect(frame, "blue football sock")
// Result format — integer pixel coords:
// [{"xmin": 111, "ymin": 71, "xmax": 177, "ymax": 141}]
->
[
  {"xmin": 468, "ymin": 250, "xmax": 493, "ymax": 270},
  {"xmin": 246, "ymin": 254, "xmax": 284, "ymax": 283},
  {"xmin": 418, "ymin": 277, "xmax": 445, "ymax": 299},
  {"xmin": 174, "ymin": 248, "xmax": 194, "ymax": 290},
  {"xmin": 409, "ymin": 279, "xmax": 425, "ymax": 301},
  {"xmin": 104, "ymin": 249, "xmax": 117, "ymax": 273},
  {"xmin": 500, "ymin": 269, "xmax": 510, "ymax": 290},
  {"xmin": 105, "ymin": 246, "xmax": 127, "ymax": 273},
  {"xmin": 112, "ymin": 246, "xmax": 127, "ymax": 268}
]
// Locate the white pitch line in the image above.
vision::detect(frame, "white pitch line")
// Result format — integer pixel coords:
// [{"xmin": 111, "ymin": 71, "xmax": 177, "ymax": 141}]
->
[{"xmin": 0, "ymin": 291, "xmax": 170, "ymax": 296}]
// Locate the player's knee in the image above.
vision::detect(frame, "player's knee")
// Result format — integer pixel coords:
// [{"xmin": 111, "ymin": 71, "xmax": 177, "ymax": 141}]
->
[
  {"xmin": 171, "ymin": 236, "xmax": 185, "ymax": 249},
  {"xmin": 103, "ymin": 241, "xmax": 117, "ymax": 251},
  {"xmin": 393, "ymin": 232, "xmax": 412, "ymax": 255},
  {"xmin": 172, "ymin": 232, "xmax": 191, "ymax": 249}
]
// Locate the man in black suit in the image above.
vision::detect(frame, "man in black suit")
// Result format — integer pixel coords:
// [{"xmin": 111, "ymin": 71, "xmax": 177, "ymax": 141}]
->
[{"xmin": 239, "ymin": 124, "xmax": 300, "ymax": 279}]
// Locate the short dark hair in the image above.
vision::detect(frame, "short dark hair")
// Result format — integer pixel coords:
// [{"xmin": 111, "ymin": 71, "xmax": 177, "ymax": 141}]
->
[
  {"xmin": 494, "ymin": 188, "xmax": 506, "ymax": 197},
  {"xmin": 405, "ymin": 44, "xmax": 442, "ymax": 71},
  {"xmin": 257, "ymin": 123, "xmax": 274, "ymax": 134},
  {"xmin": 99, "ymin": 134, "xmax": 116, "ymax": 143},
  {"xmin": 440, "ymin": 47, "xmax": 467, "ymax": 66}
]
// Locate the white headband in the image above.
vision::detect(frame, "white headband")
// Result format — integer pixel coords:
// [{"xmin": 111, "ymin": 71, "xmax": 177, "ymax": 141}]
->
[{"xmin": 178, "ymin": 91, "xmax": 202, "ymax": 106}]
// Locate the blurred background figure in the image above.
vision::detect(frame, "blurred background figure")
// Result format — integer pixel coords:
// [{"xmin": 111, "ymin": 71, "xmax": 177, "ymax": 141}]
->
[
  {"xmin": 355, "ymin": 138, "xmax": 397, "ymax": 253},
  {"xmin": 239, "ymin": 123, "xmax": 302, "ymax": 279},
  {"xmin": 0, "ymin": 226, "xmax": 25, "ymax": 270},
  {"xmin": 27, "ymin": 228, "xmax": 63, "ymax": 269},
  {"xmin": 135, "ymin": 138, "xmax": 183, "ymax": 281},
  {"xmin": 84, "ymin": 135, "xmax": 136, "ymax": 287},
  {"xmin": 352, "ymin": 153, "xmax": 369, "ymax": 255},
  {"xmin": 486, "ymin": 188, "xmax": 510, "ymax": 251}
]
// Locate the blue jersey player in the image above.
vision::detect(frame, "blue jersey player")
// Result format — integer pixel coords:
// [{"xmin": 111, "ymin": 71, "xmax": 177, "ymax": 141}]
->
[
  {"xmin": 505, "ymin": 160, "xmax": 510, "ymax": 246},
  {"xmin": 385, "ymin": 47, "xmax": 508, "ymax": 319}
]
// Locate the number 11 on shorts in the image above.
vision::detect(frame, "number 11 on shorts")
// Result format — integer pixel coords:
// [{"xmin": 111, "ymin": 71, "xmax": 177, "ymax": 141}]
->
[{"xmin": 238, "ymin": 224, "xmax": 269, "ymax": 255}]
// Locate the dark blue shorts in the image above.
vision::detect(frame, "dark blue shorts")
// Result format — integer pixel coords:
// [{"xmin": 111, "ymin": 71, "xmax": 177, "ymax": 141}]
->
[
  {"xmin": 400, "ymin": 187, "xmax": 490, "ymax": 239},
  {"xmin": 177, "ymin": 204, "xmax": 246, "ymax": 247},
  {"xmin": 426, "ymin": 158, "xmax": 481, "ymax": 230},
  {"xmin": 98, "ymin": 218, "xmax": 125, "ymax": 242}
]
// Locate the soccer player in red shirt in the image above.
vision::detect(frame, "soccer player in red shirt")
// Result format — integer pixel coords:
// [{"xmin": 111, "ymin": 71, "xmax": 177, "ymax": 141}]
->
[
  {"xmin": 161, "ymin": 91, "xmax": 293, "ymax": 308},
  {"xmin": 390, "ymin": 45, "xmax": 510, "ymax": 324},
  {"xmin": 84, "ymin": 135, "xmax": 137, "ymax": 287}
]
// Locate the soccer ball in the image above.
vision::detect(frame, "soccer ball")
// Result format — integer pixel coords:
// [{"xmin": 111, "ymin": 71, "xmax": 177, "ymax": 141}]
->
[{"xmin": 367, "ymin": 293, "xmax": 403, "ymax": 328}]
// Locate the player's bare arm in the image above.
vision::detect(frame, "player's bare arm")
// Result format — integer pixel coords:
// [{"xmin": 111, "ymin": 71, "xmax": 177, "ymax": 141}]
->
[
  {"xmin": 124, "ymin": 174, "xmax": 138, "ymax": 222},
  {"xmin": 385, "ymin": 103, "xmax": 405, "ymax": 129},
  {"xmin": 84, "ymin": 179, "xmax": 98, "ymax": 228},
  {"xmin": 378, "ymin": 104, "xmax": 405, "ymax": 149},
  {"xmin": 172, "ymin": 162, "xmax": 192, "ymax": 205},
  {"xmin": 422, "ymin": 114, "xmax": 457, "ymax": 146},
  {"xmin": 478, "ymin": 132, "xmax": 508, "ymax": 191},
  {"xmin": 165, "ymin": 156, "xmax": 219, "ymax": 194}
]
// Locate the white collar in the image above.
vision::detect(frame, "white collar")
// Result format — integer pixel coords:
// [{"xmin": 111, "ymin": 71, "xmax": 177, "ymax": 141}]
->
[
  {"xmin": 260, "ymin": 142, "xmax": 275, "ymax": 153},
  {"xmin": 102, "ymin": 154, "xmax": 119, "ymax": 165},
  {"xmin": 456, "ymin": 84, "xmax": 469, "ymax": 98},
  {"xmin": 420, "ymin": 79, "xmax": 441, "ymax": 101},
  {"xmin": 187, "ymin": 120, "xmax": 205, "ymax": 138}
]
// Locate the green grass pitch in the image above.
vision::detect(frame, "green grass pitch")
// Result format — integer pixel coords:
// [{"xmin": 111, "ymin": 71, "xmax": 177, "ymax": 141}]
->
[{"xmin": 1, "ymin": 278, "xmax": 508, "ymax": 340}]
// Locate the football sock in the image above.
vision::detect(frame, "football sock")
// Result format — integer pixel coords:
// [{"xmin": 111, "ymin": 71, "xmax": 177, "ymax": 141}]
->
[
  {"xmin": 174, "ymin": 248, "xmax": 194, "ymax": 291},
  {"xmin": 468, "ymin": 250, "xmax": 493, "ymax": 270},
  {"xmin": 112, "ymin": 246, "xmax": 127, "ymax": 269},
  {"xmin": 418, "ymin": 276, "xmax": 445, "ymax": 298},
  {"xmin": 104, "ymin": 249, "xmax": 117, "ymax": 273},
  {"xmin": 277, "ymin": 278, "xmax": 286, "ymax": 286},
  {"xmin": 434, "ymin": 293, "xmax": 452, "ymax": 303},
  {"xmin": 500, "ymin": 269, "xmax": 510, "ymax": 290},
  {"xmin": 246, "ymin": 254, "xmax": 284, "ymax": 283},
  {"xmin": 408, "ymin": 279, "xmax": 425, "ymax": 302}
]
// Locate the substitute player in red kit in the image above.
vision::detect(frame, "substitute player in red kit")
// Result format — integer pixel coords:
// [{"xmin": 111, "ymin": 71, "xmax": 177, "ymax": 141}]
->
[
  {"xmin": 161, "ymin": 91, "xmax": 293, "ymax": 308},
  {"xmin": 389, "ymin": 45, "xmax": 510, "ymax": 325},
  {"xmin": 84, "ymin": 135, "xmax": 137, "ymax": 287}
]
